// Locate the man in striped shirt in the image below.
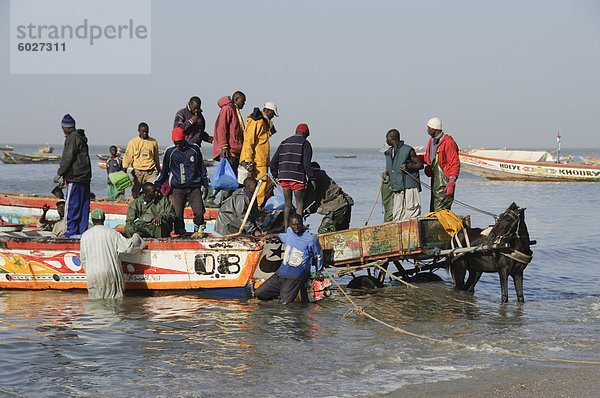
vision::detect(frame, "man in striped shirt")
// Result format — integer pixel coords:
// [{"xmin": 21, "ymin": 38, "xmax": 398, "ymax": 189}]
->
[{"xmin": 270, "ymin": 123, "xmax": 315, "ymax": 229}]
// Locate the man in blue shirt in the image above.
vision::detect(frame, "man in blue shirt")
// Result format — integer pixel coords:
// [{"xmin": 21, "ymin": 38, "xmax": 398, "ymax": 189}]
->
[
  {"xmin": 154, "ymin": 127, "xmax": 209, "ymax": 235},
  {"xmin": 255, "ymin": 213, "xmax": 324, "ymax": 304}
]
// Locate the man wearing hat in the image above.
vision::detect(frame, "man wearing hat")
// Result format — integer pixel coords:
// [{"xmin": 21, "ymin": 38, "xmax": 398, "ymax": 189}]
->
[
  {"xmin": 124, "ymin": 182, "xmax": 176, "ymax": 238},
  {"xmin": 154, "ymin": 127, "xmax": 209, "ymax": 235},
  {"xmin": 424, "ymin": 117, "xmax": 460, "ymax": 212},
  {"xmin": 270, "ymin": 123, "xmax": 315, "ymax": 229},
  {"xmin": 174, "ymin": 96, "xmax": 214, "ymax": 147},
  {"xmin": 239, "ymin": 101, "xmax": 278, "ymax": 207},
  {"xmin": 53, "ymin": 114, "xmax": 92, "ymax": 238},
  {"xmin": 80, "ymin": 209, "xmax": 146, "ymax": 299}
]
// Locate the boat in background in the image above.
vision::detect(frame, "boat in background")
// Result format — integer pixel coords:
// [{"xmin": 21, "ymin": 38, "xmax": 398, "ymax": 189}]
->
[
  {"xmin": 38, "ymin": 143, "xmax": 54, "ymax": 154},
  {"xmin": 1, "ymin": 151, "xmax": 61, "ymax": 164},
  {"xmin": 0, "ymin": 145, "xmax": 14, "ymax": 151},
  {"xmin": 334, "ymin": 154, "xmax": 357, "ymax": 158},
  {"xmin": 459, "ymin": 149, "xmax": 600, "ymax": 182}
]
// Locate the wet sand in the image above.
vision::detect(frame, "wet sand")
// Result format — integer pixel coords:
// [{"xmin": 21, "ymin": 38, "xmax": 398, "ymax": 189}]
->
[{"xmin": 396, "ymin": 366, "xmax": 600, "ymax": 397}]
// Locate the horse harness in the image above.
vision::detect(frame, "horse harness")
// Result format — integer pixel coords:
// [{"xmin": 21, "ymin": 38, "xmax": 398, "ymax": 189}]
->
[{"xmin": 450, "ymin": 207, "xmax": 533, "ymax": 265}]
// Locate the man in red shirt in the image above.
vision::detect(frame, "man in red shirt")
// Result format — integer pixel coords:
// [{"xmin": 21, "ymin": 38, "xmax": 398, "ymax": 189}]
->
[{"xmin": 424, "ymin": 117, "xmax": 460, "ymax": 211}]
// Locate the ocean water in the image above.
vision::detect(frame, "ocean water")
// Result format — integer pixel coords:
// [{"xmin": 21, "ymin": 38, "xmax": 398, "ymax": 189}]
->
[{"xmin": 1, "ymin": 144, "xmax": 600, "ymax": 397}]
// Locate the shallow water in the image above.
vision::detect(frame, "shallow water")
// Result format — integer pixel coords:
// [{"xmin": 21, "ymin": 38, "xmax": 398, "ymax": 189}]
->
[{"xmin": 1, "ymin": 144, "xmax": 599, "ymax": 397}]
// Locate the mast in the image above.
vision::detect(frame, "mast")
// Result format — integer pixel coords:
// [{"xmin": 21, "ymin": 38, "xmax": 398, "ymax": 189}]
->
[{"xmin": 556, "ymin": 131, "xmax": 560, "ymax": 164}]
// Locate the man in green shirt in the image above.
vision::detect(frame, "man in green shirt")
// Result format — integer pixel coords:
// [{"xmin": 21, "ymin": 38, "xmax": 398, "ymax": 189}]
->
[{"xmin": 124, "ymin": 183, "xmax": 176, "ymax": 238}]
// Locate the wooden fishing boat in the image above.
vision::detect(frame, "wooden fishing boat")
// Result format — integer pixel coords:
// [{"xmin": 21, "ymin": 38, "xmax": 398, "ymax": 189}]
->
[
  {"xmin": 0, "ymin": 192, "xmax": 219, "ymax": 233},
  {"xmin": 97, "ymin": 159, "xmax": 215, "ymax": 170},
  {"xmin": 1, "ymin": 151, "xmax": 61, "ymax": 164},
  {"xmin": 333, "ymin": 154, "xmax": 357, "ymax": 158},
  {"xmin": 38, "ymin": 143, "xmax": 54, "ymax": 153},
  {"xmin": 0, "ymin": 233, "xmax": 264, "ymax": 290},
  {"xmin": 459, "ymin": 149, "xmax": 600, "ymax": 182}
]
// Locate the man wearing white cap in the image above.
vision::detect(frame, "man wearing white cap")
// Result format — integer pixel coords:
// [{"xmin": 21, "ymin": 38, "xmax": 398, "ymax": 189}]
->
[
  {"xmin": 239, "ymin": 101, "xmax": 278, "ymax": 207},
  {"xmin": 424, "ymin": 117, "xmax": 460, "ymax": 211}
]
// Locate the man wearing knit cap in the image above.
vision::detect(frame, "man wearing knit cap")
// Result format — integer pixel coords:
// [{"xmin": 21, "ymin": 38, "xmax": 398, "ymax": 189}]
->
[
  {"xmin": 239, "ymin": 101, "xmax": 278, "ymax": 207},
  {"xmin": 174, "ymin": 96, "xmax": 214, "ymax": 147},
  {"xmin": 53, "ymin": 114, "xmax": 92, "ymax": 237},
  {"xmin": 80, "ymin": 208, "xmax": 146, "ymax": 299},
  {"xmin": 154, "ymin": 127, "xmax": 209, "ymax": 236},
  {"xmin": 423, "ymin": 117, "xmax": 460, "ymax": 212},
  {"xmin": 270, "ymin": 123, "xmax": 315, "ymax": 229}
]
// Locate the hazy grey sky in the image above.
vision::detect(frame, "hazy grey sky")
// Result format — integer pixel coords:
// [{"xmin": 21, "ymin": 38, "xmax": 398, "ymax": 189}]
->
[{"xmin": 1, "ymin": 0, "xmax": 599, "ymax": 150}]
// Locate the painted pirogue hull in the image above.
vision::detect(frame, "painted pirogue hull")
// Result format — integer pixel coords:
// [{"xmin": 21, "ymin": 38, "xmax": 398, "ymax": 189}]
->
[
  {"xmin": 0, "ymin": 236, "xmax": 263, "ymax": 290},
  {"xmin": 459, "ymin": 152, "xmax": 600, "ymax": 182},
  {"xmin": 0, "ymin": 192, "xmax": 219, "ymax": 232},
  {"xmin": 2, "ymin": 152, "xmax": 61, "ymax": 164}
]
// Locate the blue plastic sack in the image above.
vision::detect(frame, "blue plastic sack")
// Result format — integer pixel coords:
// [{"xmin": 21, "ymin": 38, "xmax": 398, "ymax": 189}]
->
[
  {"xmin": 264, "ymin": 195, "xmax": 285, "ymax": 211},
  {"xmin": 211, "ymin": 158, "xmax": 239, "ymax": 191}
]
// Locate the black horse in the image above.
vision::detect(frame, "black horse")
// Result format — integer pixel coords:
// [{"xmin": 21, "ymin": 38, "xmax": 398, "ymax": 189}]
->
[{"xmin": 449, "ymin": 203, "xmax": 535, "ymax": 303}]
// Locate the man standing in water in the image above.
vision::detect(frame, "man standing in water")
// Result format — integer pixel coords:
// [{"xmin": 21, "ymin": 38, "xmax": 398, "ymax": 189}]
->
[
  {"xmin": 381, "ymin": 129, "xmax": 423, "ymax": 220},
  {"xmin": 123, "ymin": 122, "xmax": 161, "ymax": 199},
  {"xmin": 53, "ymin": 114, "xmax": 91, "ymax": 238},
  {"xmin": 80, "ymin": 209, "xmax": 146, "ymax": 299},
  {"xmin": 423, "ymin": 117, "xmax": 460, "ymax": 211},
  {"xmin": 255, "ymin": 213, "xmax": 324, "ymax": 304}
]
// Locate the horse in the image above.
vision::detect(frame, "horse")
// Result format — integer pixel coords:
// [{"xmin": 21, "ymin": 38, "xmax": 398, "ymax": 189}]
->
[{"xmin": 448, "ymin": 203, "xmax": 535, "ymax": 303}]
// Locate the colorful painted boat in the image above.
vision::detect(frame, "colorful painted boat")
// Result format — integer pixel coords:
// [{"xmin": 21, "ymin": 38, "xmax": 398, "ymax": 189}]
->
[
  {"xmin": 459, "ymin": 149, "xmax": 600, "ymax": 182},
  {"xmin": 0, "ymin": 192, "xmax": 219, "ymax": 233},
  {"xmin": 97, "ymin": 159, "xmax": 215, "ymax": 170},
  {"xmin": 2, "ymin": 151, "xmax": 61, "ymax": 164},
  {"xmin": 0, "ymin": 233, "xmax": 264, "ymax": 290}
]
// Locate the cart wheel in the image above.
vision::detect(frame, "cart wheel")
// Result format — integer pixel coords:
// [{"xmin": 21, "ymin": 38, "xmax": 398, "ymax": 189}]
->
[
  {"xmin": 347, "ymin": 275, "xmax": 383, "ymax": 290},
  {"xmin": 410, "ymin": 272, "xmax": 444, "ymax": 283}
]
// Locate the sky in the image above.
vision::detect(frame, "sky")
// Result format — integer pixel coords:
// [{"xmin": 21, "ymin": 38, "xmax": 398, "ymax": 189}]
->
[{"xmin": 1, "ymin": 0, "xmax": 599, "ymax": 150}]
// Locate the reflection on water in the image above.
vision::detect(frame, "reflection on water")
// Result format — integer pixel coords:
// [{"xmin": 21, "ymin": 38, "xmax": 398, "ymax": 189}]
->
[{"xmin": 1, "ymin": 147, "xmax": 600, "ymax": 396}]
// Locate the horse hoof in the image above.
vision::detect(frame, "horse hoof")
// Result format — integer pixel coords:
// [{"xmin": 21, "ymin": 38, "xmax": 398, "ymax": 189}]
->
[{"xmin": 347, "ymin": 275, "xmax": 383, "ymax": 290}]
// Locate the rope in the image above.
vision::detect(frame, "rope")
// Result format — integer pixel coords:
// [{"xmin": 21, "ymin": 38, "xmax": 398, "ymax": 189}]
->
[
  {"xmin": 372, "ymin": 262, "xmax": 418, "ymax": 289},
  {"xmin": 364, "ymin": 180, "xmax": 383, "ymax": 226},
  {"xmin": 402, "ymin": 170, "xmax": 498, "ymax": 219},
  {"xmin": 324, "ymin": 268, "xmax": 600, "ymax": 366}
]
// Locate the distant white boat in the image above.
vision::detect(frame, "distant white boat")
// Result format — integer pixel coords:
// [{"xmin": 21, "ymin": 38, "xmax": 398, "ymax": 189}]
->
[
  {"xmin": 459, "ymin": 149, "xmax": 600, "ymax": 182},
  {"xmin": 0, "ymin": 145, "xmax": 14, "ymax": 151}
]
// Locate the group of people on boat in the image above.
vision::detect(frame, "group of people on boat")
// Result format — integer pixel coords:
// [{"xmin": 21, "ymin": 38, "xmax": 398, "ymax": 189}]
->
[{"xmin": 46, "ymin": 95, "xmax": 461, "ymax": 303}]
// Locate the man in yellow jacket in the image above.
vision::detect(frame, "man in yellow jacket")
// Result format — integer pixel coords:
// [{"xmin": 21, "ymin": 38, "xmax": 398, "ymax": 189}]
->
[
  {"xmin": 123, "ymin": 122, "xmax": 161, "ymax": 198},
  {"xmin": 239, "ymin": 102, "xmax": 278, "ymax": 207}
]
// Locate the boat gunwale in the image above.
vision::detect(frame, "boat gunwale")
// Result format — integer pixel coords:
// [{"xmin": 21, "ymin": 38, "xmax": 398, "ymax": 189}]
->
[{"xmin": 459, "ymin": 151, "xmax": 600, "ymax": 170}]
